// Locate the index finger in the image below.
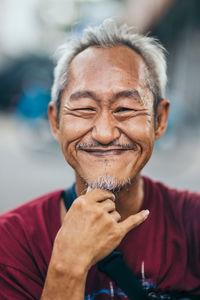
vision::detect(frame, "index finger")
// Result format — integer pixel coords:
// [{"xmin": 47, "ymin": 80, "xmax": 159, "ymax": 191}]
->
[
  {"xmin": 84, "ymin": 188, "xmax": 115, "ymax": 203},
  {"xmin": 119, "ymin": 210, "xmax": 150, "ymax": 236}
]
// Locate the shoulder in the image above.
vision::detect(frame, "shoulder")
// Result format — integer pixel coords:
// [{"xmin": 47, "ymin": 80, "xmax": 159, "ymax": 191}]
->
[
  {"xmin": 144, "ymin": 176, "xmax": 200, "ymax": 231},
  {"xmin": 0, "ymin": 190, "xmax": 63, "ymax": 271},
  {"xmin": 144, "ymin": 175, "xmax": 200, "ymax": 209},
  {"xmin": 0, "ymin": 190, "xmax": 63, "ymax": 233}
]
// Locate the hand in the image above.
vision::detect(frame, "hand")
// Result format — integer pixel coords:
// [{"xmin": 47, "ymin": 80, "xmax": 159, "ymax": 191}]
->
[{"xmin": 51, "ymin": 189, "xmax": 149, "ymax": 276}]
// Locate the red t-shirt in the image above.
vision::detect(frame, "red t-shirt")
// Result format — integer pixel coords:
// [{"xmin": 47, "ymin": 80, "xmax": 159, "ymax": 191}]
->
[{"xmin": 0, "ymin": 177, "xmax": 199, "ymax": 299}]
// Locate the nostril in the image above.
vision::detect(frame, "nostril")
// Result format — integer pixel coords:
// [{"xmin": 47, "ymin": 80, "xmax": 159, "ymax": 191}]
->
[
  {"xmin": 91, "ymin": 126, "xmax": 121, "ymax": 145},
  {"xmin": 91, "ymin": 112, "xmax": 121, "ymax": 144}
]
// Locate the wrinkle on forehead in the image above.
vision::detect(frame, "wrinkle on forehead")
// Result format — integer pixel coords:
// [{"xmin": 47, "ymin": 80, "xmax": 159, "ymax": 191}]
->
[{"xmin": 63, "ymin": 45, "xmax": 154, "ymax": 108}]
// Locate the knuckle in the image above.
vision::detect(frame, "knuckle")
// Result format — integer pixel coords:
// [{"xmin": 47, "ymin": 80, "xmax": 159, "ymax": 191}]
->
[
  {"xmin": 100, "ymin": 190, "xmax": 115, "ymax": 201},
  {"xmin": 108, "ymin": 193, "xmax": 115, "ymax": 201},
  {"xmin": 105, "ymin": 215, "xmax": 115, "ymax": 227},
  {"xmin": 106, "ymin": 200, "xmax": 115, "ymax": 211},
  {"xmin": 72, "ymin": 196, "xmax": 85, "ymax": 209},
  {"xmin": 109, "ymin": 199, "xmax": 116, "ymax": 207},
  {"xmin": 111, "ymin": 227, "xmax": 121, "ymax": 240},
  {"xmin": 94, "ymin": 206, "xmax": 104, "ymax": 218},
  {"xmin": 116, "ymin": 212, "xmax": 121, "ymax": 220}
]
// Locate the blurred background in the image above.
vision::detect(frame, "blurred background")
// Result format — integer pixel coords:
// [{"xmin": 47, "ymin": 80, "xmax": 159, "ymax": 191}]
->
[{"xmin": 0, "ymin": 0, "xmax": 200, "ymax": 213}]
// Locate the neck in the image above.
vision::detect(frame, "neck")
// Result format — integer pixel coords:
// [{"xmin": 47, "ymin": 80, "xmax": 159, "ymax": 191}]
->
[
  {"xmin": 75, "ymin": 173, "xmax": 145, "ymax": 221},
  {"xmin": 114, "ymin": 175, "xmax": 144, "ymax": 220}
]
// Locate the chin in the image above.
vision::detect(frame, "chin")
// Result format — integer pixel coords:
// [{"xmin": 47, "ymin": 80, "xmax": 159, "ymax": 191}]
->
[{"xmin": 82, "ymin": 173, "xmax": 132, "ymax": 192}]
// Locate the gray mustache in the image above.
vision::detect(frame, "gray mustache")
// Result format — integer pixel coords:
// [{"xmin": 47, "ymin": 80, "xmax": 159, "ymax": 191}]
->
[{"xmin": 76, "ymin": 142, "xmax": 137, "ymax": 151}]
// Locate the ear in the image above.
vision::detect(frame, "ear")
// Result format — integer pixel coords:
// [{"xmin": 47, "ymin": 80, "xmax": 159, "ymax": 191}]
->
[
  {"xmin": 48, "ymin": 102, "xmax": 60, "ymax": 141},
  {"xmin": 155, "ymin": 99, "xmax": 170, "ymax": 140}
]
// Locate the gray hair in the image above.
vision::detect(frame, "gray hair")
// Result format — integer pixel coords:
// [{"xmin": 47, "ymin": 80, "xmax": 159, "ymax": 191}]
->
[{"xmin": 51, "ymin": 19, "xmax": 167, "ymax": 112}]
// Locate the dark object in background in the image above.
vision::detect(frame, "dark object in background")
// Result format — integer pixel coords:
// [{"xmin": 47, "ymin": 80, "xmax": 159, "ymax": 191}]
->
[
  {"xmin": 0, "ymin": 55, "xmax": 53, "ymax": 119},
  {"xmin": 151, "ymin": 0, "xmax": 200, "ymax": 128},
  {"xmin": 151, "ymin": 0, "xmax": 200, "ymax": 48}
]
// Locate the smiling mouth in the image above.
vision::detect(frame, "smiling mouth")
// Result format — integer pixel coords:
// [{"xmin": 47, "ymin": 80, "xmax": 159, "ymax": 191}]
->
[{"xmin": 80, "ymin": 148, "xmax": 131, "ymax": 157}]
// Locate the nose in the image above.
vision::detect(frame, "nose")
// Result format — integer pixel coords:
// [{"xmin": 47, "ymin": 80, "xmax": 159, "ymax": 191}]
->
[{"xmin": 91, "ymin": 111, "xmax": 120, "ymax": 144}]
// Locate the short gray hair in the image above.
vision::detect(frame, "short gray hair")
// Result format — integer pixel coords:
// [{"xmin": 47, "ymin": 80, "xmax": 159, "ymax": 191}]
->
[{"xmin": 51, "ymin": 19, "xmax": 167, "ymax": 112}]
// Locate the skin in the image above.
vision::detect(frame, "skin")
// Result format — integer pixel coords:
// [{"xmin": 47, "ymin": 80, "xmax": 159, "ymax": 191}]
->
[{"xmin": 41, "ymin": 45, "xmax": 170, "ymax": 299}]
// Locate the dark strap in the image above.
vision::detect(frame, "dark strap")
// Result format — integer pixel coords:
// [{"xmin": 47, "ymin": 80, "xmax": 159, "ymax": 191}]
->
[
  {"xmin": 62, "ymin": 187, "xmax": 149, "ymax": 300},
  {"xmin": 98, "ymin": 251, "xmax": 148, "ymax": 300},
  {"xmin": 62, "ymin": 186, "xmax": 75, "ymax": 211}
]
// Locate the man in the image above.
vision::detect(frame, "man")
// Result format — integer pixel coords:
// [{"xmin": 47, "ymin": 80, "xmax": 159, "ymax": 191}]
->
[{"xmin": 0, "ymin": 19, "xmax": 199, "ymax": 299}]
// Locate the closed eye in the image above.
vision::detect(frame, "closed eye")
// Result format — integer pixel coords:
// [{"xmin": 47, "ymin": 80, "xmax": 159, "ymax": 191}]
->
[
  {"xmin": 74, "ymin": 107, "xmax": 95, "ymax": 111},
  {"xmin": 114, "ymin": 107, "xmax": 136, "ymax": 113}
]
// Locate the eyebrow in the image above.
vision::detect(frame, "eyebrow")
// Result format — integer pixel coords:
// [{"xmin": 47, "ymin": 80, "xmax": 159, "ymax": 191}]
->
[
  {"xmin": 114, "ymin": 89, "xmax": 143, "ymax": 103},
  {"xmin": 69, "ymin": 89, "xmax": 143, "ymax": 104},
  {"xmin": 70, "ymin": 91, "xmax": 99, "ymax": 102}
]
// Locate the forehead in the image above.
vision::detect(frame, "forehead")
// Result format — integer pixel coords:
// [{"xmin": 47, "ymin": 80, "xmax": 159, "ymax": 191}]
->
[{"xmin": 68, "ymin": 45, "xmax": 148, "ymax": 90}]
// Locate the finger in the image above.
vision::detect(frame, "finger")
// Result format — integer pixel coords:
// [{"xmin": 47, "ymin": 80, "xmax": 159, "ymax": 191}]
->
[
  {"xmin": 100, "ymin": 199, "xmax": 116, "ymax": 212},
  {"xmin": 85, "ymin": 188, "xmax": 115, "ymax": 203},
  {"xmin": 110, "ymin": 210, "xmax": 121, "ymax": 222},
  {"xmin": 119, "ymin": 210, "xmax": 150, "ymax": 236}
]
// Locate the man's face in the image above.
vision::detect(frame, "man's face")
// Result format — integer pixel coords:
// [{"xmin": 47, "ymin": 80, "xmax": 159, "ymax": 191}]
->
[{"xmin": 54, "ymin": 46, "xmax": 159, "ymax": 189}]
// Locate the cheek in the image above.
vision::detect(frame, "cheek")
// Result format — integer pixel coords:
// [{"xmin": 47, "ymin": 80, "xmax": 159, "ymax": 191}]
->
[
  {"xmin": 59, "ymin": 116, "xmax": 93, "ymax": 151},
  {"xmin": 122, "ymin": 116, "xmax": 155, "ymax": 143},
  {"xmin": 125, "ymin": 117, "xmax": 155, "ymax": 171}
]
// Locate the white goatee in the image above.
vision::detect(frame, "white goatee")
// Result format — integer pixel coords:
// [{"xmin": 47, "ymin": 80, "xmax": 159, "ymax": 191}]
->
[{"xmin": 86, "ymin": 174, "xmax": 131, "ymax": 192}]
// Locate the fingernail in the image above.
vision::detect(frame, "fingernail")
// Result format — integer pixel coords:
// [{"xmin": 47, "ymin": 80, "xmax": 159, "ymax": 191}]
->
[
  {"xmin": 111, "ymin": 194, "xmax": 116, "ymax": 202},
  {"xmin": 86, "ymin": 186, "xmax": 92, "ymax": 193},
  {"xmin": 143, "ymin": 209, "xmax": 150, "ymax": 217}
]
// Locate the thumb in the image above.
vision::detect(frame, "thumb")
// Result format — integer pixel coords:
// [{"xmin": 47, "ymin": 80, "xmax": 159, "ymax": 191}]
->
[{"xmin": 119, "ymin": 210, "xmax": 150, "ymax": 236}]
